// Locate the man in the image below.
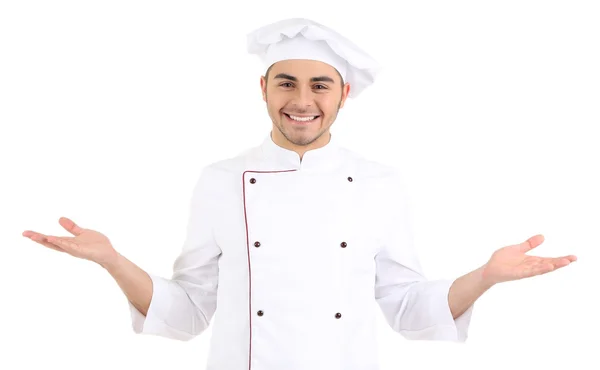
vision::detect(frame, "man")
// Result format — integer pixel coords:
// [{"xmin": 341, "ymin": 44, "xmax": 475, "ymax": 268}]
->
[{"xmin": 22, "ymin": 18, "xmax": 577, "ymax": 370}]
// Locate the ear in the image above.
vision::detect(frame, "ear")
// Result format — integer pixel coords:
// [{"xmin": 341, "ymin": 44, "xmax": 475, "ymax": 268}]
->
[
  {"xmin": 339, "ymin": 83, "xmax": 351, "ymax": 109},
  {"xmin": 260, "ymin": 76, "xmax": 267, "ymax": 102}
]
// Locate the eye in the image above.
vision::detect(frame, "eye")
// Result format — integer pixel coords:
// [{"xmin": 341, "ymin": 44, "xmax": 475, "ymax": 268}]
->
[
  {"xmin": 280, "ymin": 82, "xmax": 294, "ymax": 88},
  {"xmin": 314, "ymin": 84, "xmax": 327, "ymax": 89}
]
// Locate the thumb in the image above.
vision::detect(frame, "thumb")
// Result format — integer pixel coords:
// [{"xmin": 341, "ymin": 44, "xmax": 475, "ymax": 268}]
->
[
  {"xmin": 59, "ymin": 217, "xmax": 85, "ymax": 236},
  {"xmin": 518, "ymin": 234, "xmax": 545, "ymax": 253}
]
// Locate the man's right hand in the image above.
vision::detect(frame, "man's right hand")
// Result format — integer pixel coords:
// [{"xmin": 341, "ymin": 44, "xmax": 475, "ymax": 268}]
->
[{"xmin": 23, "ymin": 216, "xmax": 119, "ymax": 269}]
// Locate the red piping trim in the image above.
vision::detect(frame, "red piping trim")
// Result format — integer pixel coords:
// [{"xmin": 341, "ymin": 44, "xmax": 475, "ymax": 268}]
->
[{"xmin": 243, "ymin": 169, "xmax": 297, "ymax": 370}]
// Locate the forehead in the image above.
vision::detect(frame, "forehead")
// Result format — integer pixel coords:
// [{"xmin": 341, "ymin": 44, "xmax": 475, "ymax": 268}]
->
[{"xmin": 269, "ymin": 59, "xmax": 340, "ymax": 81}]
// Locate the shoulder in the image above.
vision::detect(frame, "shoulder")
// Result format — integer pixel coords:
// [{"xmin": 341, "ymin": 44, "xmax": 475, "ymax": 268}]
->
[
  {"xmin": 338, "ymin": 147, "xmax": 413, "ymax": 213},
  {"xmin": 197, "ymin": 145, "xmax": 262, "ymax": 178},
  {"xmin": 339, "ymin": 146, "xmax": 407, "ymax": 185}
]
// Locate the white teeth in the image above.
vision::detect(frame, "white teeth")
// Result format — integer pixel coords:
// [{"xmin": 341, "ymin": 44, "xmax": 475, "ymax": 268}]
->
[{"xmin": 288, "ymin": 114, "xmax": 317, "ymax": 122}]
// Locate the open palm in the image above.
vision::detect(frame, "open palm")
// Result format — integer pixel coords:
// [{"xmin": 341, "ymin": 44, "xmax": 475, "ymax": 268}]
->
[
  {"xmin": 23, "ymin": 216, "xmax": 118, "ymax": 267},
  {"xmin": 481, "ymin": 234, "xmax": 577, "ymax": 285}
]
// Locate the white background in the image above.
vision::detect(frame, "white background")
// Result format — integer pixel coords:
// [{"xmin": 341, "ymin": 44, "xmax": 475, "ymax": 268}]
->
[{"xmin": 1, "ymin": 1, "xmax": 598, "ymax": 369}]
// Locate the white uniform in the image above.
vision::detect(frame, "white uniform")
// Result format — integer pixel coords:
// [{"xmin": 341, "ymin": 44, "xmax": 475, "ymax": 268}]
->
[{"xmin": 128, "ymin": 132, "xmax": 475, "ymax": 370}]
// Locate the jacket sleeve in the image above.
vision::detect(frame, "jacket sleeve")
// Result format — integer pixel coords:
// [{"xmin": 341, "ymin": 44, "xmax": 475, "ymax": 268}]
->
[
  {"xmin": 374, "ymin": 170, "xmax": 474, "ymax": 342},
  {"xmin": 128, "ymin": 166, "xmax": 221, "ymax": 341}
]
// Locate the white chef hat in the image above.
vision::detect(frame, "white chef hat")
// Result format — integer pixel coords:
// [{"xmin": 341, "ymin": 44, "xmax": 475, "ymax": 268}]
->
[{"xmin": 247, "ymin": 18, "xmax": 381, "ymax": 98}]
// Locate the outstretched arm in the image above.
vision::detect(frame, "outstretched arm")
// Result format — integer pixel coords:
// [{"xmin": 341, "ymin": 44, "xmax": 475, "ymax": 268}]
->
[
  {"xmin": 448, "ymin": 265, "xmax": 492, "ymax": 319},
  {"xmin": 448, "ymin": 234, "xmax": 577, "ymax": 319}
]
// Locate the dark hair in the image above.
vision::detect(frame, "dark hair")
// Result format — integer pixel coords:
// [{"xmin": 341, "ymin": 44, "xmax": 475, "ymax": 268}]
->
[{"xmin": 265, "ymin": 63, "xmax": 345, "ymax": 88}]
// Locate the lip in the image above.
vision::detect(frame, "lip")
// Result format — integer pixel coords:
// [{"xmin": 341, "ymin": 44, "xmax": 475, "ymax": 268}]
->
[
  {"xmin": 283, "ymin": 113, "xmax": 320, "ymax": 117},
  {"xmin": 283, "ymin": 113, "xmax": 321, "ymax": 125}
]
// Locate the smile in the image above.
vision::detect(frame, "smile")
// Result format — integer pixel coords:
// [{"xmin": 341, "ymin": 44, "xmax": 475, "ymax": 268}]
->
[{"xmin": 283, "ymin": 113, "xmax": 321, "ymax": 124}]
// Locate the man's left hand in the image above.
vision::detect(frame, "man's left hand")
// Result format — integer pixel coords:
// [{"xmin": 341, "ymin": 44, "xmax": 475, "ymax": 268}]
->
[{"xmin": 481, "ymin": 234, "xmax": 577, "ymax": 285}]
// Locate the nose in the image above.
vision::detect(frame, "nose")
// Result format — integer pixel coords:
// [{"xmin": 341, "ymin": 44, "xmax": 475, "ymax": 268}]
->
[{"xmin": 291, "ymin": 86, "xmax": 313, "ymax": 109}]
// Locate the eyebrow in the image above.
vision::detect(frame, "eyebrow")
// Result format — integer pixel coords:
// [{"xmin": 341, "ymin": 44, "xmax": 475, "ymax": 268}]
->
[{"xmin": 273, "ymin": 73, "xmax": 335, "ymax": 83}]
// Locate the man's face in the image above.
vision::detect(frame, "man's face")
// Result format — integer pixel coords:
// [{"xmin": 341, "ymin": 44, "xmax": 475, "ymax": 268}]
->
[{"xmin": 260, "ymin": 59, "xmax": 350, "ymax": 149}]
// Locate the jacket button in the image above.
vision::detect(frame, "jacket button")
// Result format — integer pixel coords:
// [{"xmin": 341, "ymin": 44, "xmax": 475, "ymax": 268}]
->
[
  {"xmin": 335, "ymin": 313, "xmax": 342, "ymax": 319},
  {"xmin": 254, "ymin": 241, "xmax": 261, "ymax": 248},
  {"xmin": 347, "ymin": 176, "xmax": 353, "ymax": 182},
  {"xmin": 250, "ymin": 178, "xmax": 256, "ymax": 184},
  {"xmin": 340, "ymin": 242, "xmax": 347, "ymax": 248},
  {"xmin": 257, "ymin": 310, "xmax": 264, "ymax": 316}
]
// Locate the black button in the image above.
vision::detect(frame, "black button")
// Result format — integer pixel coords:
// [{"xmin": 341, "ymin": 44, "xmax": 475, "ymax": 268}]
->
[
  {"xmin": 340, "ymin": 242, "xmax": 347, "ymax": 248},
  {"xmin": 254, "ymin": 241, "xmax": 261, "ymax": 248},
  {"xmin": 347, "ymin": 177, "xmax": 353, "ymax": 182},
  {"xmin": 257, "ymin": 310, "xmax": 264, "ymax": 316},
  {"xmin": 335, "ymin": 313, "xmax": 342, "ymax": 319},
  {"xmin": 250, "ymin": 178, "xmax": 256, "ymax": 184}
]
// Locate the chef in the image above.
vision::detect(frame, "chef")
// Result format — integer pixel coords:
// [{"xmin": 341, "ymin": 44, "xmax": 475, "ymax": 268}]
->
[{"xmin": 23, "ymin": 17, "xmax": 577, "ymax": 370}]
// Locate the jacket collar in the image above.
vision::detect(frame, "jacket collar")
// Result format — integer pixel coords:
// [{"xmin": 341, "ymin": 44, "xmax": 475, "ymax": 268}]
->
[{"xmin": 260, "ymin": 131, "xmax": 343, "ymax": 172}]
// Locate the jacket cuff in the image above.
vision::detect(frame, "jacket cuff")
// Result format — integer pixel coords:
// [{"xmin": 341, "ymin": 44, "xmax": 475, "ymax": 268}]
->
[
  {"xmin": 400, "ymin": 279, "xmax": 475, "ymax": 342},
  {"xmin": 434, "ymin": 278, "xmax": 474, "ymax": 342},
  {"xmin": 128, "ymin": 273, "xmax": 172, "ymax": 335}
]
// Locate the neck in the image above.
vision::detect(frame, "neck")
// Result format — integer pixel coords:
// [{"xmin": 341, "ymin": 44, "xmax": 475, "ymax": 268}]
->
[{"xmin": 271, "ymin": 128, "xmax": 331, "ymax": 160}]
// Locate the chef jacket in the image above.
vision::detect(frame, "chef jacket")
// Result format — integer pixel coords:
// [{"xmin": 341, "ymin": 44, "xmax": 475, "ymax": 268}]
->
[{"xmin": 128, "ymin": 132, "xmax": 475, "ymax": 370}]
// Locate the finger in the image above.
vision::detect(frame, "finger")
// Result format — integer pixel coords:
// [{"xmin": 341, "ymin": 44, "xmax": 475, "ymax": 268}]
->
[
  {"xmin": 24, "ymin": 230, "xmax": 76, "ymax": 243},
  {"xmin": 551, "ymin": 257, "xmax": 574, "ymax": 268},
  {"xmin": 524, "ymin": 256, "xmax": 574, "ymax": 278},
  {"xmin": 536, "ymin": 256, "xmax": 574, "ymax": 267},
  {"xmin": 59, "ymin": 217, "xmax": 85, "ymax": 236},
  {"xmin": 46, "ymin": 236, "xmax": 80, "ymax": 251},
  {"xmin": 24, "ymin": 231, "xmax": 67, "ymax": 253},
  {"xmin": 531, "ymin": 258, "xmax": 572, "ymax": 276},
  {"xmin": 523, "ymin": 261, "xmax": 555, "ymax": 277},
  {"xmin": 518, "ymin": 234, "xmax": 545, "ymax": 253},
  {"xmin": 524, "ymin": 255, "xmax": 575, "ymax": 264}
]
